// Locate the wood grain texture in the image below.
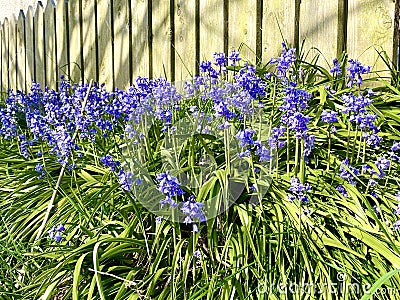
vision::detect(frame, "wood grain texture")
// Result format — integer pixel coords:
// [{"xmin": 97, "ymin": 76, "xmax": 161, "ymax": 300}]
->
[
  {"xmin": 25, "ymin": 6, "xmax": 34, "ymax": 90},
  {"xmin": 152, "ymin": 0, "xmax": 172, "ymax": 79},
  {"xmin": 9, "ymin": 15, "xmax": 17, "ymax": 91},
  {"xmin": 347, "ymin": 0, "xmax": 395, "ymax": 72},
  {"xmin": 131, "ymin": 0, "xmax": 149, "ymax": 80},
  {"xmin": 174, "ymin": 0, "xmax": 196, "ymax": 81},
  {"xmin": 228, "ymin": 0, "xmax": 257, "ymax": 63},
  {"xmin": 34, "ymin": 2, "xmax": 45, "ymax": 88},
  {"xmin": 299, "ymin": 0, "xmax": 339, "ymax": 68},
  {"xmin": 262, "ymin": 0, "xmax": 296, "ymax": 63},
  {"xmin": 68, "ymin": 0, "xmax": 82, "ymax": 83},
  {"xmin": 113, "ymin": 0, "xmax": 131, "ymax": 88},
  {"xmin": 97, "ymin": 0, "xmax": 113, "ymax": 89},
  {"xmin": 55, "ymin": 0, "xmax": 69, "ymax": 80},
  {"xmin": 16, "ymin": 10, "xmax": 26, "ymax": 91},
  {"xmin": 44, "ymin": 0, "xmax": 57, "ymax": 89},
  {"xmin": 199, "ymin": 0, "xmax": 224, "ymax": 62},
  {"xmin": 82, "ymin": 0, "xmax": 97, "ymax": 83},
  {"xmin": 1, "ymin": 20, "xmax": 9, "ymax": 92}
]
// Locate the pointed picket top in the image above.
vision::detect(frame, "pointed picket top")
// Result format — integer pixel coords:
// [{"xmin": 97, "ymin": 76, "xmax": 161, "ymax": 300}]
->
[
  {"xmin": 34, "ymin": 1, "xmax": 45, "ymax": 87},
  {"xmin": 25, "ymin": 5, "xmax": 35, "ymax": 90}
]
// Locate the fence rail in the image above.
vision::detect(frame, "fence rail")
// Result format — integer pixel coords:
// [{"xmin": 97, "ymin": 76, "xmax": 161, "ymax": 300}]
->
[{"xmin": 0, "ymin": 0, "xmax": 399, "ymax": 92}]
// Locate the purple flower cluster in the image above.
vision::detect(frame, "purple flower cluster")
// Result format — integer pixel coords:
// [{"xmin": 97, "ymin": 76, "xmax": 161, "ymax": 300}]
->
[
  {"xmin": 321, "ymin": 110, "xmax": 338, "ymax": 124},
  {"xmin": 100, "ymin": 155, "xmax": 121, "ymax": 172},
  {"xmin": 330, "ymin": 59, "xmax": 342, "ymax": 76},
  {"xmin": 270, "ymin": 43, "xmax": 296, "ymax": 80},
  {"xmin": 346, "ymin": 59, "xmax": 371, "ymax": 88},
  {"xmin": 287, "ymin": 177, "xmax": 312, "ymax": 203},
  {"xmin": 35, "ymin": 163, "xmax": 46, "ymax": 179},
  {"xmin": 181, "ymin": 195, "xmax": 206, "ymax": 232},
  {"xmin": 339, "ymin": 159, "xmax": 359, "ymax": 185},
  {"xmin": 157, "ymin": 171, "xmax": 185, "ymax": 207},
  {"xmin": 389, "ymin": 142, "xmax": 400, "ymax": 161},
  {"xmin": 48, "ymin": 224, "xmax": 65, "ymax": 243},
  {"xmin": 118, "ymin": 169, "xmax": 133, "ymax": 191}
]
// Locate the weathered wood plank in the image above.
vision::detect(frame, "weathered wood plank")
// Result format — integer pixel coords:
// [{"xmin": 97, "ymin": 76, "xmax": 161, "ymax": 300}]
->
[
  {"xmin": 55, "ymin": 0, "xmax": 69, "ymax": 80},
  {"xmin": 347, "ymin": 0, "xmax": 395, "ymax": 73},
  {"xmin": 97, "ymin": 0, "xmax": 113, "ymax": 89},
  {"xmin": 82, "ymin": 0, "xmax": 97, "ymax": 83},
  {"xmin": 131, "ymin": 0, "xmax": 149, "ymax": 80},
  {"xmin": 174, "ymin": 0, "xmax": 196, "ymax": 81},
  {"xmin": 152, "ymin": 0, "xmax": 172, "ymax": 79},
  {"xmin": 44, "ymin": 0, "xmax": 57, "ymax": 89},
  {"xmin": 199, "ymin": 0, "xmax": 224, "ymax": 63},
  {"xmin": 68, "ymin": 0, "xmax": 83, "ymax": 83},
  {"xmin": 34, "ymin": 2, "xmax": 45, "ymax": 88},
  {"xmin": 16, "ymin": 10, "xmax": 26, "ymax": 92},
  {"xmin": 9, "ymin": 15, "xmax": 17, "ymax": 91},
  {"xmin": 228, "ymin": 0, "xmax": 257, "ymax": 63},
  {"xmin": 0, "ymin": 21, "xmax": 8, "ymax": 92},
  {"xmin": 25, "ymin": 6, "xmax": 34, "ymax": 90},
  {"xmin": 113, "ymin": 0, "xmax": 131, "ymax": 89},
  {"xmin": 262, "ymin": 0, "xmax": 296, "ymax": 62},
  {"xmin": 299, "ymin": 0, "xmax": 339, "ymax": 68}
]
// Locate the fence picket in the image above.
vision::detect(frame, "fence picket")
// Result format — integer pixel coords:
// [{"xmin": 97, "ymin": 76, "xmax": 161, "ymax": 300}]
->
[
  {"xmin": 174, "ymin": 0, "xmax": 196, "ymax": 81},
  {"xmin": 152, "ymin": 0, "xmax": 173, "ymax": 80},
  {"xmin": 113, "ymin": 0, "xmax": 131, "ymax": 89},
  {"xmin": 56, "ymin": 0, "xmax": 69, "ymax": 80},
  {"xmin": 228, "ymin": 0, "xmax": 257, "ymax": 63},
  {"xmin": 45, "ymin": 0, "xmax": 57, "ymax": 89},
  {"xmin": 25, "ymin": 6, "xmax": 34, "ymax": 90},
  {"xmin": 16, "ymin": 11, "xmax": 26, "ymax": 91},
  {"xmin": 82, "ymin": 0, "xmax": 97, "ymax": 83},
  {"xmin": 9, "ymin": 16, "xmax": 17, "ymax": 91},
  {"xmin": 347, "ymin": 0, "xmax": 396, "ymax": 73},
  {"xmin": 34, "ymin": 2, "xmax": 45, "ymax": 88},
  {"xmin": 1, "ymin": 20, "xmax": 7, "ymax": 92},
  {"xmin": 68, "ymin": 0, "xmax": 82, "ymax": 83},
  {"xmin": 262, "ymin": 0, "xmax": 296, "ymax": 63},
  {"xmin": 97, "ymin": 0, "xmax": 113, "ymax": 90}
]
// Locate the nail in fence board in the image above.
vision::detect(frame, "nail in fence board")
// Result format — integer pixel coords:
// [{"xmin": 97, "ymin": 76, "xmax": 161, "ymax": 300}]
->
[
  {"xmin": 45, "ymin": 0, "xmax": 57, "ymax": 89},
  {"xmin": 97, "ymin": 0, "xmax": 113, "ymax": 90},
  {"xmin": 34, "ymin": 2, "xmax": 45, "ymax": 88},
  {"xmin": 82, "ymin": 0, "xmax": 97, "ymax": 83}
]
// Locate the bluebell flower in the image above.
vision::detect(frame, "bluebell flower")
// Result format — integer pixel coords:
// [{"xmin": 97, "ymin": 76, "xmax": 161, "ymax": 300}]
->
[
  {"xmin": 288, "ymin": 177, "xmax": 311, "ymax": 203},
  {"xmin": 193, "ymin": 250, "xmax": 201, "ymax": 258},
  {"xmin": 270, "ymin": 43, "xmax": 296, "ymax": 80},
  {"xmin": 228, "ymin": 50, "xmax": 241, "ymax": 66},
  {"xmin": 100, "ymin": 155, "xmax": 120, "ymax": 172},
  {"xmin": 156, "ymin": 171, "xmax": 185, "ymax": 197},
  {"xmin": 336, "ymin": 185, "xmax": 348, "ymax": 197},
  {"xmin": 346, "ymin": 59, "xmax": 371, "ymax": 87},
  {"xmin": 339, "ymin": 159, "xmax": 359, "ymax": 185},
  {"xmin": 213, "ymin": 52, "xmax": 227, "ymax": 67},
  {"xmin": 321, "ymin": 110, "xmax": 338, "ymax": 124},
  {"xmin": 118, "ymin": 169, "xmax": 133, "ymax": 191},
  {"xmin": 330, "ymin": 58, "xmax": 342, "ymax": 76},
  {"xmin": 236, "ymin": 129, "xmax": 255, "ymax": 147},
  {"xmin": 48, "ymin": 224, "xmax": 65, "ymax": 242},
  {"xmin": 394, "ymin": 220, "xmax": 400, "ymax": 230}
]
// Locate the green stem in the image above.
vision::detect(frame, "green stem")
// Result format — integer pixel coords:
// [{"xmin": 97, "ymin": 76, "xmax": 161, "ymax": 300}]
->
[{"xmin": 326, "ymin": 129, "xmax": 332, "ymax": 172}]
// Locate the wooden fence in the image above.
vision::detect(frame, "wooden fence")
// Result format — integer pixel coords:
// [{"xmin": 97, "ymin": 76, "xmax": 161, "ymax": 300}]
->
[{"xmin": 0, "ymin": 0, "xmax": 399, "ymax": 92}]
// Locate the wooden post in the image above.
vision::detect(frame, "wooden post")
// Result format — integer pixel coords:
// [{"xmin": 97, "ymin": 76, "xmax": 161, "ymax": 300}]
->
[{"xmin": 68, "ymin": 0, "xmax": 83, "ymax": 83}]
